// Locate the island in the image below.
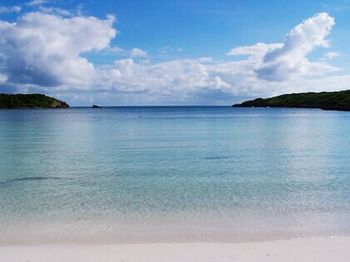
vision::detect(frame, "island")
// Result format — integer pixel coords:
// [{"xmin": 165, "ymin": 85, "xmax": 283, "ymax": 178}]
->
[
  {"xmin": 233, "ymin": 90, "xmax": 350, "ymax": 111},
  {"xmin": 0, "ymin": 94, "xmax": 69, "ymax": 109}
]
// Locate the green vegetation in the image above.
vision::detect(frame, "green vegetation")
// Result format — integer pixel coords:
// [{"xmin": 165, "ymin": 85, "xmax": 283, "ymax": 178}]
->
[
  {"xmin": 0, "ymin": 94, "xmax": 69, "ymax": 109},
  {"xmin": 233, "ymin": 90, "xmax": 350, "ymax": 111}
]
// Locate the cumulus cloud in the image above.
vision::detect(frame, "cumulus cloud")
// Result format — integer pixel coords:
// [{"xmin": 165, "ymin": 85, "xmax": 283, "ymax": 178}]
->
[
  {"xmin": 37, "ymin": 6, "xmax": 74, "ymax": 17},
  {"xmin": 324, "ymin": 51, "xmax": 342, "ymax": 59},
  {"xmin": 227, "ymin": 43, "xmax": 283, "ymax": 59},
  {"xmin": 0, "ymin": 12, "xmax": 116, "ymax": 88},
  {"xmin": 0, "ymin": 6, "xmax": 22, "ymax": 14},
  {"xmin": 158, "ymin": 46, "xmax": 183, "ymax": 54},
  {"xmin": 0, "ymin": 11, "xmax": 345, "ymax": 105},
  {"xmin": 0, "ymin": 73, "xmax": 7, "ymax": 84},
  {"xmin": 129, "ymin": 48, "xmax": 148, "ymax": 58},
  {"xmin": 107, "ymin": 46, "xmax": 125, "ymax": 54},
  {"xmin": 26, "ymin": 0, "xmax": 48, "ymax": 7},
  {"xmin": 256, "ymin": 12, "xmax": 336, "ymax": 81},
  {"xmin": 228, "ymin": 13, "xmax": 337, "ymax": 82}
]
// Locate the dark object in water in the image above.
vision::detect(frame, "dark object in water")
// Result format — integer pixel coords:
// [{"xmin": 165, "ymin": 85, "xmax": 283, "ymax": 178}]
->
[
  {"xmin": 0, "ymin": 176, "xmax": 63, "ymax": 186},
  {"xmin": 92, "ymin": 105, "xmax": 100, "ymax": 108}
]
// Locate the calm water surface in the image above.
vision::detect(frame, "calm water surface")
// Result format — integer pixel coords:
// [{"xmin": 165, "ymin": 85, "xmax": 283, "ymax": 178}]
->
[{"xmin": 1, "ymin": 107, "xmax": 350, "ymax": 243}]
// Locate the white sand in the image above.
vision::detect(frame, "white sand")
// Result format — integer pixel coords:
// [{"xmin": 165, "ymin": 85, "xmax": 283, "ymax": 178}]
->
[{"xmin": 1, "ymin": 237, "xmax": 350, "ymax": 262}]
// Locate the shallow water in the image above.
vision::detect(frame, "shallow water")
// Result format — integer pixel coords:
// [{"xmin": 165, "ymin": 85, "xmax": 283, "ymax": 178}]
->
[{"xmin": 1, "ymin": 107, "xmax": 350, "ymax": 243}]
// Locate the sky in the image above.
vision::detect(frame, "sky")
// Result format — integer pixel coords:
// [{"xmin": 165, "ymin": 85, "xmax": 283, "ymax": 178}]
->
[{"xmin": 0, "ymin": 0, "xmax": 350, "ymax": 106}]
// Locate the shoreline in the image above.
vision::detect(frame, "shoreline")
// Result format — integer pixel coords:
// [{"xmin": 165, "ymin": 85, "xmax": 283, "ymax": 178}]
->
[
  {"xmin": 1, "ymin": 236, "xmax": 349, "ymax": 262},
  {"xmin": 2, "ymin": 227, "xmax": 348, "ymax": 246}
]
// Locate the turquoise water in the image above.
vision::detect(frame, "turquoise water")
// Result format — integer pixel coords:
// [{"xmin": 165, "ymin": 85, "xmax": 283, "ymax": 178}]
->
[{"xmin": 1, "ymin": 107, "xmax": 350, "ymax": 243}]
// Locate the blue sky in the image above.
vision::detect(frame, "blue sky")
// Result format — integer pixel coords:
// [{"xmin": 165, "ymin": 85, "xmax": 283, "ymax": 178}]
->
[{"xmin": 0, "ymin": 0, "xmax": 350, "ymax": 105}]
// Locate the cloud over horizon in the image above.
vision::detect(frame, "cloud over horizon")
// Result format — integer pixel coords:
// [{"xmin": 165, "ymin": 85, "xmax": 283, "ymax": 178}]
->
[
  {"xmin": 256, "ymin": 12, "xmax": 336, "ymax": 81},
  {"xmin": 0, "ymin": 10, "xmax": 347, "ymax": 105}
]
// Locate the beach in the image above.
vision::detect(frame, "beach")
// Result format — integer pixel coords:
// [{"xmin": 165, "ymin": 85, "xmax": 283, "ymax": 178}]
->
[{"xmin": 1, "ymin": 237, "xmax": 350, "ymax": 262}]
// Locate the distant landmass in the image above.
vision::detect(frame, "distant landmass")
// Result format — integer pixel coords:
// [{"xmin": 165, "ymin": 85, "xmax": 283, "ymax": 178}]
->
[
  {"xmin": 233, "ymin": 90, "xmax": 350, "ymax": 111},
  {"xmin": 0, "ymin": 94, "xmax": 69, "ymax": 109}
]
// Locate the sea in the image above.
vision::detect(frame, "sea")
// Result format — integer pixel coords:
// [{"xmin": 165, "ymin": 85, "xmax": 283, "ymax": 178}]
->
[{"xmin": 0, "ymin": 106, "xmax": 350, "ymax": 244}]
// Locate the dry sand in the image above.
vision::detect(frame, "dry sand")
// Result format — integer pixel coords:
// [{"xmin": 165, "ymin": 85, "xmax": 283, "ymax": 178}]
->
[{"xmin": 1, "ymin": 236, "xmax": 350, "ymax": 262}]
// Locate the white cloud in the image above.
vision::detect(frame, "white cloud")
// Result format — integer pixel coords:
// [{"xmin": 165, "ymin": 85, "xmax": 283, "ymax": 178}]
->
[
  {"xmin": 197, "ymin": 57, "xmax": 213, "ymax": 63},
  {"xmin": 37, "ymin": 6, "xmax": 74, "ymax": 17},
  {"xmin": 0, "ymin": 6, "xmax": 22, "ymax": 14},
  {"xmin": 0, "ymin": 11, "xmax": 346, "ymax": 105},
  {"xmin": 0, "ymin": 12, "xmax": 116, "ymax": 88},
  {"xmin": 227, "ymin": 43, "xmax": 283, "ymax": 59},
  {"xmin": 107, "ymin": 46, "xmax": 125, "ymax": 54},
  {"xmin": 324, "ymin": 51, "xmax": 342, "ymax": 59},
  {"xmin": 159, "ymin": 46, "xmax": 183, "ymax": 54},
  {"xmin": 27, "ymin": 0, "xmax": 48, "ymax": 7},
  {"xmin": 129, "ymin": 48, "xmax": 148, "ymax": 58},
  {"xmin": 0, "ymin": 73, "xmax": 7, "ymax": 84},
  {"xmin": 226, "ymin": 13, "xmax": 338, "ymax": 83},
  {"xmin": 256, "ymin": 12, "xmax": 336, "ymax": 81}
]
